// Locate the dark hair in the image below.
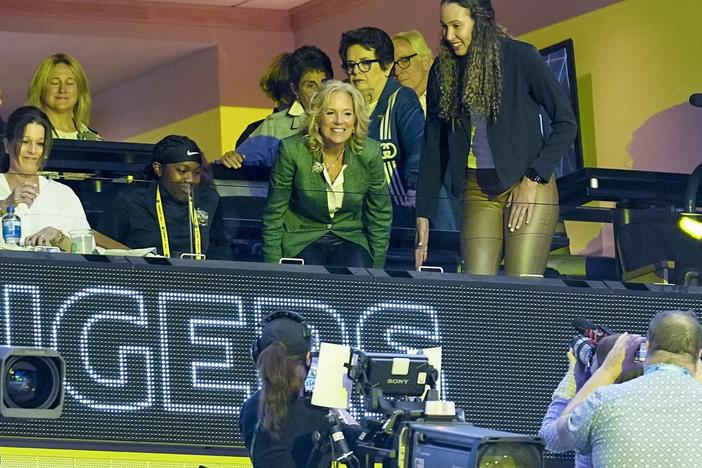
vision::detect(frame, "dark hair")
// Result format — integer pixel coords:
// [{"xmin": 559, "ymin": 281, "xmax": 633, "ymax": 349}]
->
[
  {"xmin": 592, "ymin": 333, "xmax": 643, "ymax": 384},
  {"xmin": 594, "ymin": 333, "xmax": 620, "ymax": 368},
  {"xmin": 288, "ymin": 46, "xmax": 333, "ymax": 91},
  {"xmin": 1, "ymin": 106, "xmax": 54, "ymax": 173},
  {"xmin": 438, "ymin": 0, "xmax": 507, "ymax": 122},
  {"xmin": 339, "ymin": 27, "xmax": 395, "ymax": 70},
  {"xmin": 260, "ymin": 52, "xmax": 295, "ymax": 107},
  {"xmin": 256, "ymin": 342, "xmax": 307, "ymax": 437},
  {"xmin": 648, "ymin": 310, "xmax": 702, "ymax": 365}
]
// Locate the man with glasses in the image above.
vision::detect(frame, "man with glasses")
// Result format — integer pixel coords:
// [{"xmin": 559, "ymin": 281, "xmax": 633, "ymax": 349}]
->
[
  {"xmin": 392, "ymin": 30, "xmax": 459, "ymax": 231},
  {"xmin": 392, "ymin": 30, "xmax": 433, "ymax": 114},
  {"xmin": 339, "ymin": 27, "xmax": 424, "ymax": 217}
]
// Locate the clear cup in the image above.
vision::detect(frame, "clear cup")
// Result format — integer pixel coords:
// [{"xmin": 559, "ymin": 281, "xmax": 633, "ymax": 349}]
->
[{"xmin": 70, "ymin": 229, "xmax": 96, "ymax": 254}]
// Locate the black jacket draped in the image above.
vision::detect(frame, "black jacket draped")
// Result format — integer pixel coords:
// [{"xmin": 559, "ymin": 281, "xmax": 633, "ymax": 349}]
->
[{"xmin": 416, "ymin": 38, "xmax": 578, "ymax": 219}]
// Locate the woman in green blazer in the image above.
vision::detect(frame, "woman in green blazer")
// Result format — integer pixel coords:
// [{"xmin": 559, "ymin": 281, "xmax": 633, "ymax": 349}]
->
[{"xmin": 262, "ymin": 80, "xmax": 392, "ymax": 268}]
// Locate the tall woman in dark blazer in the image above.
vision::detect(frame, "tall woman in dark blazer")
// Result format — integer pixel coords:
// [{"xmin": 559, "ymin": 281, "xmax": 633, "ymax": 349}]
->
[
  {"xmin": 415, "ymin": 0, "xmax": 577, "ymax": 276},
  {"xmin": 262, "ymin": 80, "xmax": 392, "ymax": 268}
]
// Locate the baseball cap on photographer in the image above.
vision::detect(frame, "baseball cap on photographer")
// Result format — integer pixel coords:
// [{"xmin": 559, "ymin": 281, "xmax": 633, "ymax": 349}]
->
[
  {"xmin": 251, "ymin": 311, "xmax": 311, "ymax": 363},
  {"xmin": 152, "ymin": 135, "xmax": 202, "ymax": 165}
]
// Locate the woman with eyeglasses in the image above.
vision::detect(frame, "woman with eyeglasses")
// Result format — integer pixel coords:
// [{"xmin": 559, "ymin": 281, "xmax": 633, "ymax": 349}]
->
[
  {"xmin": 339, "ymin": 27, "xmax": 424, "ymax": 213},
  {"xmin": 415, "ymin": 0, "xmax": 577, "ymax": 276},
  {"xmin": 27, "ymin": 53, "xmax": 102, "ymax": 141}
]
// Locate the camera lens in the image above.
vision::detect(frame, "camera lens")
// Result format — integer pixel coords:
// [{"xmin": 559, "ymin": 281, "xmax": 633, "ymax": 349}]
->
[
  {"xmin": 571, "ymin": 335, "xmax": 595, "ymax": 368},
  {"xmin": 4, "ymin": 356, "xmax": 61, "ymax": 409}
]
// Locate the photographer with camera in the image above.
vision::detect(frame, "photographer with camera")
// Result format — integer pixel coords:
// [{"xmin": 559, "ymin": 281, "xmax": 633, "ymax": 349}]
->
[
  {"xmin": 239, "ymin": 311, "xmax": 361, "ymax": 468},
  {"xmin": 556, "ymin": 310, "xmax": 702, "ymax": 467},
  {"xmin": 539, "ymin": 327, "xmax": 644, "ymax": 467}
]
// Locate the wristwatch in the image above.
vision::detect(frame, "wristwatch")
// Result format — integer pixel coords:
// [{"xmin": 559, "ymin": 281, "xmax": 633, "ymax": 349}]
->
[
  {"xmin": 50, "ymin": 231, "xmax": 69, "ymax": 248},
  {"xmin": 524, "ymin": 168, "xmax": 548, "ymax": 184}
]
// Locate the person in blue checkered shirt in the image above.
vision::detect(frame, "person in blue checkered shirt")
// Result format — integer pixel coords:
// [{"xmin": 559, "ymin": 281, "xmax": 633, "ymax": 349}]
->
[{"xmin": 557, "ymin": 310, "xmax": 702, "ymax": 468}]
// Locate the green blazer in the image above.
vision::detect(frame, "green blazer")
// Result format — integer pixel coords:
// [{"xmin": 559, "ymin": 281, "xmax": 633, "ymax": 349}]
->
[{"xmin": 262, "ymin": 133, "xmax": 392, "ymax": 268}]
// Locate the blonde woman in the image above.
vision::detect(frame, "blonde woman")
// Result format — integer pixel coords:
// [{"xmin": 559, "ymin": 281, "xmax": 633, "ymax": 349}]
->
[
  {"xmin": 262, "ymin": 80, "xmax": 392, "ymax": 268},
  {"xmin": 27, "ymin": 53, "xmax": 101, "ymax": 140}
]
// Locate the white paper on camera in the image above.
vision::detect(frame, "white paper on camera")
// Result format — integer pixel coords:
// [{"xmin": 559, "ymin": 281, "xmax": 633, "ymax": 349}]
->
[{"xmin": 311, "ymin": 342, "xmax": 351, "ymax": 409}]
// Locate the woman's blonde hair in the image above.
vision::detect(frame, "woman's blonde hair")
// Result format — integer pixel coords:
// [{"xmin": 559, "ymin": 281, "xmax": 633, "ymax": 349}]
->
[
  {"xmin": 304, "ymin": 80, "xmax": 369, "ymax": 156},
  {"xmin": 27, "ymin": 53, "xmax": 93, "ymax": 127}
]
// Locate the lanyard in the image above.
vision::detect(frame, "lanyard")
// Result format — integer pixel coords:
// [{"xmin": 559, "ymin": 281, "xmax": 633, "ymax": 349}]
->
[
  {"xmin": 155, "ymin": 186, "xmax": 202, "ymax": 259},
  {"xmin": 645, "ymin": 363, "xmax": 692, "ymax": 377}
]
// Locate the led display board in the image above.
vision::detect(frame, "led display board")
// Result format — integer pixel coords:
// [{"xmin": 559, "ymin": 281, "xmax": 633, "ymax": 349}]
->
[{"xmin": 1, "ymin": 253, "xmax": 701, "ymax": 461}]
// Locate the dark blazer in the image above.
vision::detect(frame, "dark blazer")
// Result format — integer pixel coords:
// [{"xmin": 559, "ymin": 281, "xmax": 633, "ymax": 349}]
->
[
  {"xmin": 101, "ymin": 181, "xmax": 232, "ymax": 260},
  {"xmin": 262, "ymin": 133, "xmax": 392, "ymax": 268},
  {"xmin": 416, "ymin": 38, "xmax": 578, "ymax": 219},
  {"xmin": 368, "ymin": 78, "xmax": 424, "ymax": 200}
]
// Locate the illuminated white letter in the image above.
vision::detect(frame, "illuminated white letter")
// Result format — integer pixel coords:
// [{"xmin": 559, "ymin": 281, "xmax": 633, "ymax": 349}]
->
[
  {"xmin": 52, "ymin": 287, "xmax": 153, "ymax": 411},
  {"xmin": 3, "ymin": 284, "xmax": 42, "ymax": 346}
]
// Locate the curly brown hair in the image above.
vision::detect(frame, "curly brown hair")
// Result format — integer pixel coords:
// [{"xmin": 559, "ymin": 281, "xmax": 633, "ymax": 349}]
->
[{"xmin": 438, "ymin": 0, "xmax": 507, "ymax": 123}]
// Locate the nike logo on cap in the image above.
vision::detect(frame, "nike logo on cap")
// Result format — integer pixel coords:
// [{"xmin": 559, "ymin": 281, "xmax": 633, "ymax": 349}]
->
[{"xmin": 186, "ymin": 150, "xmax": 199, "ymax": 156}]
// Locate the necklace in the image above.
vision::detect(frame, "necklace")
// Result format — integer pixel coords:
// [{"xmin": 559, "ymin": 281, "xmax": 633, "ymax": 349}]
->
[{"xmin": 323, "ymin": 149, "xmax": 344, "ymax": 170}]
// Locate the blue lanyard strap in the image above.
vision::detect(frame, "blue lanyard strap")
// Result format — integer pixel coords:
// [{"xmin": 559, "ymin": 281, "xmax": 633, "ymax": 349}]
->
[{"xmin": 645, "ymin": 363, "xmax": 692, "ymax": 377}]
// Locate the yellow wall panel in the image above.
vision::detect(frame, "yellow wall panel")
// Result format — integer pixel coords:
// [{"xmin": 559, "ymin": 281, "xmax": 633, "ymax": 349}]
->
[
  {"xmin": 519, "ymin": 0, "xmax": 702, "ymax": 254},
  {"xmin": 219, "ymin": 106, "xmax": 273, "ymax": 155},
  {"xmin": 125, "ymin": 106, "xmax": 272, "ymax": 163},
  {"xmin": 126, "ymin": 108, "xmax": 224, "ymax": 162}
]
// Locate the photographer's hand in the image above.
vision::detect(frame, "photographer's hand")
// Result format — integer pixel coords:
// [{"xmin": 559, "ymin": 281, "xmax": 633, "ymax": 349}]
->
[
  {"xmin": 557, "ymin": 333, "xmax": 631, "ymax": 440},
  {"xmin": 552, "ymin": 351, "xmax": 577, "ymax": 400}
]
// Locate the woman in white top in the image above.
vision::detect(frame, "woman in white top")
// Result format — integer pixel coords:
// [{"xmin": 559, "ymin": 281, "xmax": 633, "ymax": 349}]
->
[
  {"xmin": 26, "ymin": 53, "xmax": 102, "ymax": 141},
  {"xmin": 1, "ymin": 106, "xmax": 90, "ymax": 250}
]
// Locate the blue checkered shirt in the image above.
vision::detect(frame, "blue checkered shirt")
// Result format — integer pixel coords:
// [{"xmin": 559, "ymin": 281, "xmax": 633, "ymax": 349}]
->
[{"xmin": 566, "ymin": 364, "xmax": 702, "ymax": 467}]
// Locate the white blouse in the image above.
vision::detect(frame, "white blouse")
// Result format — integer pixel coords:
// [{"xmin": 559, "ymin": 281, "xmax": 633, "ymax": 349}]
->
[{"xmin": 0, "ymin": 174, "xmax": 90, "ymax": 242}]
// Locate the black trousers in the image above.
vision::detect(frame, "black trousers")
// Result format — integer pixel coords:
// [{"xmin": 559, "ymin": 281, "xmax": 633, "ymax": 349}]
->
[{"xmin": 297, "ymin": 233, "xmax": 371, "ymax": 268}]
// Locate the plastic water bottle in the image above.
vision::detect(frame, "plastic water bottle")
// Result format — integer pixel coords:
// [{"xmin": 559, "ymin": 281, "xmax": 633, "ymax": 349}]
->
[{"xmin": 2, "ymin": 206, "xmax": 22, "ymax": 245}]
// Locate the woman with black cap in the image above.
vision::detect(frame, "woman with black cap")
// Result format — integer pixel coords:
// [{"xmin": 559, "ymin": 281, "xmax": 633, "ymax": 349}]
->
[
  {"xmin": 101, "ymin": 135, "xmax": 231, "ymax": 259},
  {"xmin": 240, "ymin": 311, "xmax": 360, "ymax": 468}
]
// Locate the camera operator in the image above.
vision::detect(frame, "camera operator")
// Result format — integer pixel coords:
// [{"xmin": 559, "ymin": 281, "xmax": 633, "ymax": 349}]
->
[
  {"xmin": 239, "ymin": 311, "xmax": 361, "ymax": 468},
  {"xmin": 557, "ymin": 310, "xmax": 702, "ymax": 467},
  {"xmin": 539, "ymin": 333, "xmax": 643, "ymax": 467}
]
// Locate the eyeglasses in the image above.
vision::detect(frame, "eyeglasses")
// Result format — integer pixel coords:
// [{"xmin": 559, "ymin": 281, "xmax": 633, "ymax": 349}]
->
[
  {"xmin": 394, "ymin": 53, "xmax": 418, "ymax": 70},
  {"xmin": 342, "ymin": 59, "xmax": 380, "ymax": 75}
]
